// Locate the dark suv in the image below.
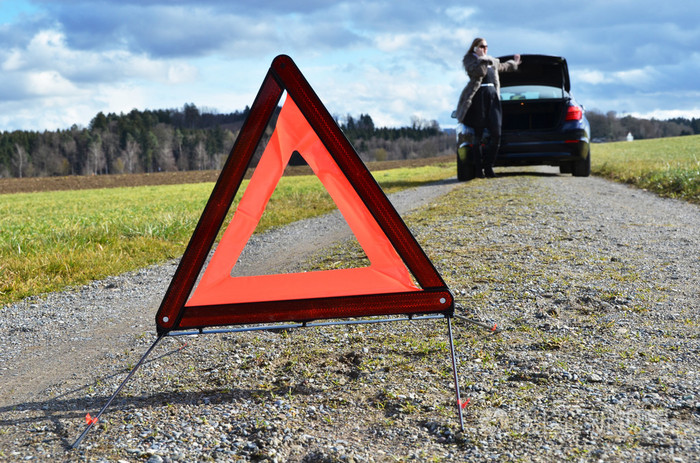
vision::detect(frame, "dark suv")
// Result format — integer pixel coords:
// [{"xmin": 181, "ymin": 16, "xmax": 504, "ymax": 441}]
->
[{"xmin": 455, "ymin": 54, "xmax": 591, "ymax": 181}]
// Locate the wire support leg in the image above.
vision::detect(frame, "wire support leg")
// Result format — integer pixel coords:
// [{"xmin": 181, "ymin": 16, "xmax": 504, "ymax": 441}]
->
[
  {"xmin": 70, "ymin": 333, "xmax": 165, "ymax": 450},
  {"xmin": 447, "ymin": 316, "xmax": 465, "ymax": 432},
  {"xmin": 454, "ymin": 313, "xmax": 500, "ymax": 333}
]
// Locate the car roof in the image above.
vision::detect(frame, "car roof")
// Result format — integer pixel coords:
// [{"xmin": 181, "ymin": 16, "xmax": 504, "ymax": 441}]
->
[{"xmin": 497, "ymin": 54, "xmax": 570, "ymax": 92}]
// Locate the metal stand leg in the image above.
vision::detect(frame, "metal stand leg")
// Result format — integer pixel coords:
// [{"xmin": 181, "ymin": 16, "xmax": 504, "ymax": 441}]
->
[
  {"xmin": 71, "ymin": 334, "xmax": 164, "ymax": 449},
  {"xmin": 447, "ymin": 316, "xmax": 465, "ymax": 432},
  {"xmin": 454, "ymin": 313, "xmax": 499, "ymax": 333}
]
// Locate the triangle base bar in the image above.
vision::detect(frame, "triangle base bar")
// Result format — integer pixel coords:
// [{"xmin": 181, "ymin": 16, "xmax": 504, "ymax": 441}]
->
[
  {"xmin": 173, "ymin": 289, "xmax": 453, "ymax": 330},
  {"xmin": 166, "ymin": 314, "xmax": 446, "ymax": 337}
]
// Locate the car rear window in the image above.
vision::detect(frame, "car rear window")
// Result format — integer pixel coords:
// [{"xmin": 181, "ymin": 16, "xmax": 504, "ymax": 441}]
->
[{"xmin": 501, "ymin": 85, "xmax": 564, "ymax": 100}]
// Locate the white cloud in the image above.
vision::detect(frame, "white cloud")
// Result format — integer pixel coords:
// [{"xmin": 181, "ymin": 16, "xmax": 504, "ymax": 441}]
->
[
  {"xmin": 443, "ymin": 6, "xmax": 477, "ymax": 24},
  {"xmin": 575, "ymin": 65, "xmax": 668, "ymax": 97},
  {"xmin": 374, "ymin": 33, "xmax": 411, "ymax": 53},
  {"xmin": 612, "ymin": 67, "xmax": 659, "ymax": 88},
  {"xmin": 311, "ymin": 62, "xmax": 458, "ymax": 128},
  {"xmin": 2, "ymin": 49, "xmax": 25, "ymax": 71},
  {"xmin": 632, "ymin": 107, "xmax": 700, "ymax": 120},
  {"xmin": 26, "ymin": 70, "xmax": 77, "ymax": 96},
  {"xmin": 94, "ymin": 83, "xmax": 147, "ymax": 114},
  {"xmin": 576, "ymin": 69, "xmax": 609, "ymax": 85},
  {"xmin": 166, "ymin": 62, "xmax": 199, "ymax": 85},
  {"xmin": 0, "ymin": 26, "xmax": 206, "ymax": 130}
]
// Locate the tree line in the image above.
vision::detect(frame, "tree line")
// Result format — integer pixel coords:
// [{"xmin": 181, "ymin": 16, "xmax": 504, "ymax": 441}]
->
[
  {"xmin": 0, "ymin": 104, "xmax": 250, "ymax": 179},
  {"xmin": 340, "ymin": 114, "xmax": 453, "ymax": 163},
  {"xmin": 586, "ymin": 110, "xmax": 700, "ymax": 142},
  {"xmin": 1, "ymin": 105, "xmax": 698, "ymax": 179},
  {"xmin": 0, "ymin": 106, "xmax": 452, "ymax": 179}
]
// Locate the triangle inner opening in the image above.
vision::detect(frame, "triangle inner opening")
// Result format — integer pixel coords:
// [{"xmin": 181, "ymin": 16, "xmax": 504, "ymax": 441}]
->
[{"xmin": 230, "ymin": 172, "xmax": 370, "ymax": 277}]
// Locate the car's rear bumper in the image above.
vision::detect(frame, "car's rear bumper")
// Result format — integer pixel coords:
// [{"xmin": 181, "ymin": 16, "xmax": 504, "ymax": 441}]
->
[
  {"xmin": 456, "ymin": 122, "xmax": 590, "ymax": 167},
  {"xmin": 496, "ymin": 125, "xmax": 589, "ymax": 166},
  {"xmin": 497, "ymin": 139, "xmax": 589, "ymax": 166}
]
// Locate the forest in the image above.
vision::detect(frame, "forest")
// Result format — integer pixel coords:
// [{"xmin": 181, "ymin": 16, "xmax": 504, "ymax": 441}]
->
[
  {"xmin": 1, "ymin": 104, "xmax": 698, "ymax": 179},
  {"xmin": 586, "ymin": 111, "xmax": 700, "ymax": 142}
]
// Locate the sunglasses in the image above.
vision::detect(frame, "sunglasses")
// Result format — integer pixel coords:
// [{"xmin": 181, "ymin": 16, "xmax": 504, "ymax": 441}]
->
[{"xmin": 479, "ymin": 44, "xmax": 488, "ymax": 49}]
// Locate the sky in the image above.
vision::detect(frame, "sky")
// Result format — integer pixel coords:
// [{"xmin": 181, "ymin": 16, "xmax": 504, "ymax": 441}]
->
[{"xmin": 0, "ymin": 0, "xmax": 699, "ymax": 132}]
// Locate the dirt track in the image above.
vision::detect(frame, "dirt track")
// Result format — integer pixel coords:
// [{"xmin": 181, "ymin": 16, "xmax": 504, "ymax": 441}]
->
[{"xmin": 1, "ymin": 166, "xmax": 698, "ymax": 462}]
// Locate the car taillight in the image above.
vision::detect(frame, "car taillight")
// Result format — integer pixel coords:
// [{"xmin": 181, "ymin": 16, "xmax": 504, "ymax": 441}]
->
[{"xmin": 565, "ymin": 105, "xmax": 583, "ymax": 121}]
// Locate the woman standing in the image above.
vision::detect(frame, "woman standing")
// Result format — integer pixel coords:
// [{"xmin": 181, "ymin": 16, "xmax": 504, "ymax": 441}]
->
[{"xmin": 455, "ymin": 38, "xmax": 520, "ymax": 178}]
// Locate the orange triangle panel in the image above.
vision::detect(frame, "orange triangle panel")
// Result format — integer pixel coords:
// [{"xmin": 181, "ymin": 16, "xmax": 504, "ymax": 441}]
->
[
  {"xmin": 155, "ymin": 55, "xmax": 452, "ymax": 333},
  {"xmin": 186, "ymin": 96, "xmax": 417, "ymax": 307}
]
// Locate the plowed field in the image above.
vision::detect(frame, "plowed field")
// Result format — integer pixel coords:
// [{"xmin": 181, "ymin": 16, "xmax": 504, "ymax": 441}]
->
[{"xmin": 0, "ymin": 155, "xmax": 453, "ymax": 194}]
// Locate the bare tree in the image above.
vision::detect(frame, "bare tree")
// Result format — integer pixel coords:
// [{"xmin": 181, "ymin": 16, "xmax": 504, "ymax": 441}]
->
[
  {"xmin": 122, "ymin": 135, "xmax": 141, "ymax": 174},
  {"xmin": 194, "ymin": 140, "xmax": 207, "ymax": 170},
  {"xmin": 87, "ymin": 135, "xmax": 105, "ymax": 175},
  {"xmin": 100, "ymin": 126, "xmax": 120, "ymax": 175},
  {"xmin": 153, "ymin": 123, "xmax": 176, "ymax": 171},
  {"xmin": 174, "ymin": 129, "xmax": 187, "ymax": 170},
  {"xmin": 13, "ymin": 143, "xmax": 26, "ymax": 178}
]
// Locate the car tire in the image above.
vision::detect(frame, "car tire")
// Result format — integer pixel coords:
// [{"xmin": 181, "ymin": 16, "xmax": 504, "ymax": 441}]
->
[
  {"xmin": 572, "ymin": 149, "xmax": 591, "ymax": 177},
  {"xmin": 457, "ymin": 146, "xmax": 476, "ymax": 181},
  {"xmin": 559, "ymin": 163, "xmax": 572, "ymax": 174}
]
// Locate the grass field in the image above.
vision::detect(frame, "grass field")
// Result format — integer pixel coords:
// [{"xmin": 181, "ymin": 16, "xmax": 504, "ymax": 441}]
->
[
  {"xmin": 591, "ymin": 134, "xmax": 700, "ymax": 204},
  {"xmin": 0, "ymin": 161, "xmax": 454, "ymax": 307}
]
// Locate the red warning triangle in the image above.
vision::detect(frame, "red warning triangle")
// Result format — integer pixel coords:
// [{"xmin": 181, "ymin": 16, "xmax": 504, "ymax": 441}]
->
[{"xmin": 155, "ymin": 55, "xmax": 452, "ymax": 333}]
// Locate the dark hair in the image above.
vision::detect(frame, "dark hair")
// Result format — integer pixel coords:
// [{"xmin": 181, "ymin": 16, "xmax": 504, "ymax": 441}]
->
[
  {"xmin": 469, "ymin": 37, "xmax": 486, "ymax": 53},
  {"xmin": 463, "ymin": 37, "xmax": 486, "ymax": 69}
]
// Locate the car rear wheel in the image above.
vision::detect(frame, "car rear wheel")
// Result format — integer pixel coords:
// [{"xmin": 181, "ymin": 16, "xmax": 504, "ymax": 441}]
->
[
  {"xmin": 572, "ymin": 149, "xmax": 591, "ymax": 177},
  {"xmin": 457, "ymin": 146, "xmax": 476, "ymax": 181}
]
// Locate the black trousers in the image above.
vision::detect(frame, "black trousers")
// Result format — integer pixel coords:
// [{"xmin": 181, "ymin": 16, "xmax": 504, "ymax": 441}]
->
[
  {"xmin": 473, "ymin": 115, "xmax": 501, "ymax": 171},
  {"xmin": 468, "ymin": 88, "xmax": 502, "ymax": 172}
]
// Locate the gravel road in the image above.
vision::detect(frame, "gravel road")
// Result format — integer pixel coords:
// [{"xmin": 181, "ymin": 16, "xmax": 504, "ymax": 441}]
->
[{"xmin": 1, "ymin": 167, "xmax": 698, "ymax": 462}]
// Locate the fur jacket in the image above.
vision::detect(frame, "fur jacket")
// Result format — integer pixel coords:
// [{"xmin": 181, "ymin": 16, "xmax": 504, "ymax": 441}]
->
[{"xmin": 455, "ymin": 53, "xmax": 519, "ymax": 123}]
